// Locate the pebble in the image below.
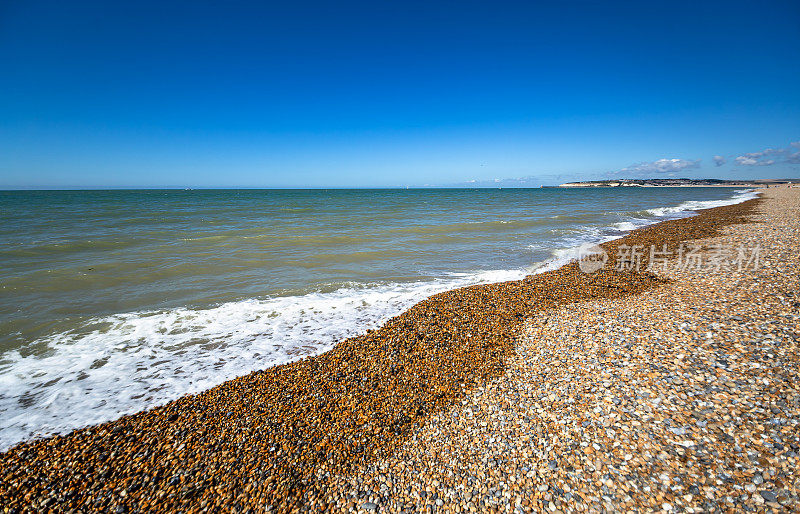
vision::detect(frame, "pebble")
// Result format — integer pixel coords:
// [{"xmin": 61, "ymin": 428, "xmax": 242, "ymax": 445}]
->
[{"xmin": 760, "ymin": 491, "xmax": 777, "ymax": 502}]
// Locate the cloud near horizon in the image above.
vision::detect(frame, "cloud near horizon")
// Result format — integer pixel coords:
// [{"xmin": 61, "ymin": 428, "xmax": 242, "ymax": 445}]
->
[
  {"xmin": 735, "ymin": 141, "xmax": 800, "ymax": 166},
  {"xmin": 449, "ymin": 139, "xmax": 799, "ymax": 187},
  {"xmin": 787, "ymin": 141, "xmax": 800, "ymax": 164},
  {"xmin": 614, "ymin": 158, "xmax": 701, "ymax": 177},
  {"xmin": 734, "ymin": 148, "xmax": 779, "ymax": 166}
]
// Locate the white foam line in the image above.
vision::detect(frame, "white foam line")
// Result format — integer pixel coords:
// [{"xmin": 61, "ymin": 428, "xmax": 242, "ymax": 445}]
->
[
  {"xmin": 529, "ymin": 188, "xmax": 760, "ymax": 275},
  {"xmin": 0, "ymin": 268, "xmax": 527, "ymax": 451}
]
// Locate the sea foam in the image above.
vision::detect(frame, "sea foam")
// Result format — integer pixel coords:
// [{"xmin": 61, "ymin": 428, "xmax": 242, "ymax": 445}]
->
[{"xmin": 0, "ymin": 268, "xmax": 526, "ymax": 450}]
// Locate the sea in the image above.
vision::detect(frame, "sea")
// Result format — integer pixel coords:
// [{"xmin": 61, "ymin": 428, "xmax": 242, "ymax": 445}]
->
[{"xmin": 0, "ymin": 187, "xmax": 757, "ymax": 450}]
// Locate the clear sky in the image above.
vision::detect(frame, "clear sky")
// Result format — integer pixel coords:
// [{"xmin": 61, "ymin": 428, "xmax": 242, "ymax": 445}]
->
[{"xmin": 1, "ymin": 0, "xmax": 799, "ymax": 188}]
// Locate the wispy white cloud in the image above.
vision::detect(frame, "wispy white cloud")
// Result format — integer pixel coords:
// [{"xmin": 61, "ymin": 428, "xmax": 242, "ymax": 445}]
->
[
  {"xmin": 735, "ymin": 155, "xmax": 775, "ymax": 166},
  {"xmin": 788, "ymin": 141, "xmax": 800, "ymax": 164},
  {"xmin": 615, "ymin": 158, "xmax": 701, "ymax": 176},
  {"xmin": 713, "ymin": 155, "xmax": 726, "ymax": 167},
  {"xmin": 735, "ymin": 141, "xmax": 800, "ymax": 166},
  {"xmin": 734, "ymin": 148, "xmax": 781, "ymax": 166}
]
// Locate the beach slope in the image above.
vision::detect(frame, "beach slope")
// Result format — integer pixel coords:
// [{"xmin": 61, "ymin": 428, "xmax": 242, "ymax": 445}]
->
[{"xmin": 340, "ymin": 187, "xmax": 799, "ymax": 513}]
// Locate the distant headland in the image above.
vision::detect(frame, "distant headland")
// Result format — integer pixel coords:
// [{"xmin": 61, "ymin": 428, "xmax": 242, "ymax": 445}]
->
[{"xmin": 552, "ymin": 178, "xmax": 799, "ymax": 187}]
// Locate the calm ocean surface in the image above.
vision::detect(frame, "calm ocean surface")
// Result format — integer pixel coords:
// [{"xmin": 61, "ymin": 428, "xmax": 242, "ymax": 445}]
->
[{"xmin": 0, "ymin": 187, "xmax": 756, "ymax": 448}]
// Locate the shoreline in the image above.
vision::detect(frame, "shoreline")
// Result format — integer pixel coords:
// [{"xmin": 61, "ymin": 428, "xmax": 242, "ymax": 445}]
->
[
  {"xmin": 370, "ymin": 185, "xmax": 798, "ymax": 513},
  {"xmin": 0, "ymin": 188, "xmax": 782, "ymax": 511},
  {"xmin": 0, "ymin": 187, "xmax": 758, "ymax": 453}
]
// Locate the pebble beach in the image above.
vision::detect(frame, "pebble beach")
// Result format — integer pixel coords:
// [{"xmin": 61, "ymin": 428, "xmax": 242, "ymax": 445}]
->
[
  {"xmin": 1, "ymin": 187, "xmax": 798, "ymax": 513},
  {"xmin": 337, "ymin": 186, "xmax": 799, "ymax": 514}
]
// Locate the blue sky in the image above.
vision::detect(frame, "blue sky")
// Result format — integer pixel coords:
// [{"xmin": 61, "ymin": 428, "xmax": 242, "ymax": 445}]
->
[{"xmin": 1, "ymin": 0, "xmax": 799, "ymax": 188}]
